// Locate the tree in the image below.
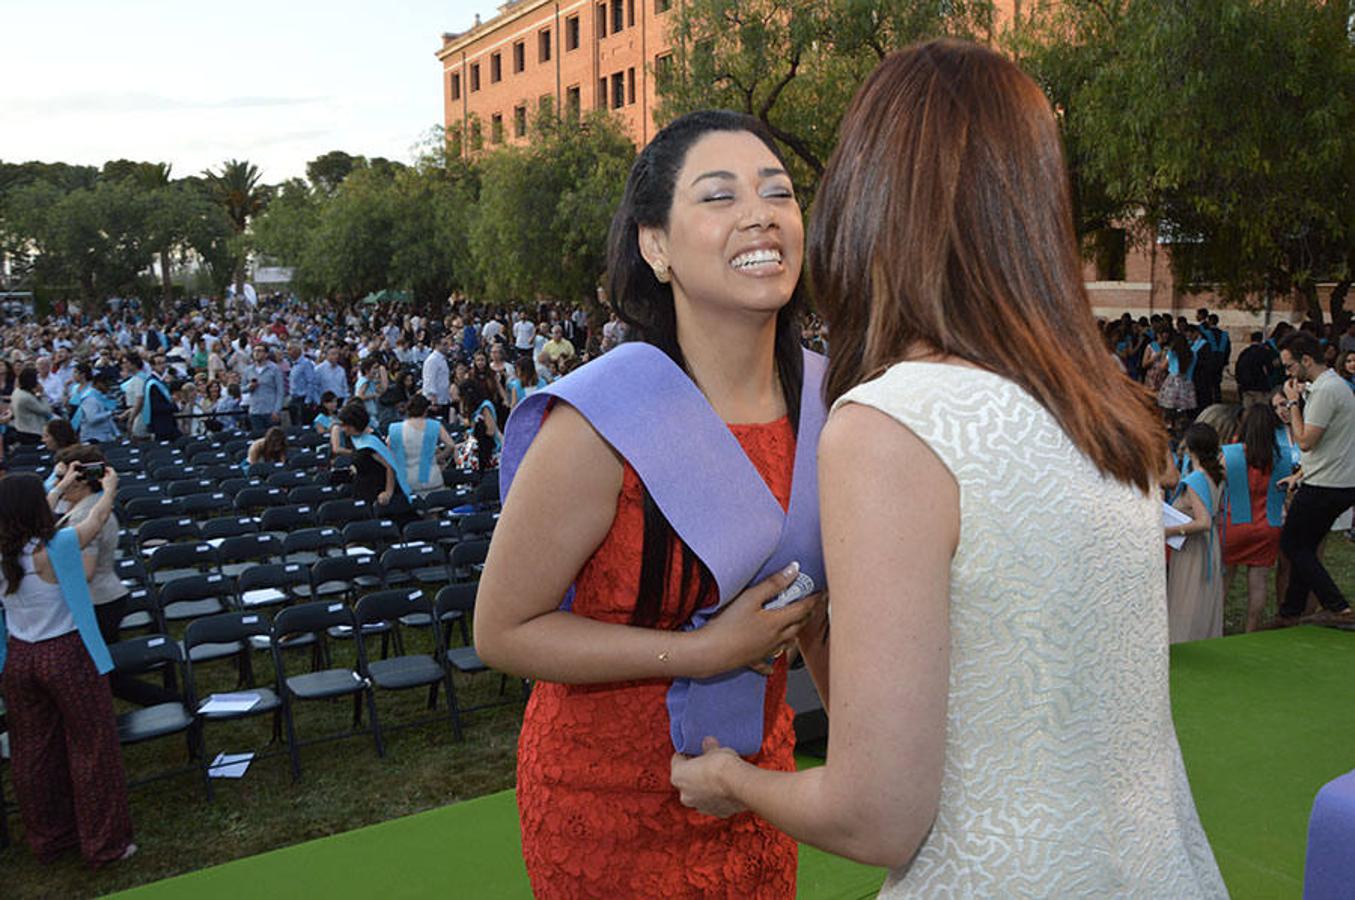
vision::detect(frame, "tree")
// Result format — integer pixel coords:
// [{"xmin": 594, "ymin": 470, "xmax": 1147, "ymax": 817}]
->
[
  {"xmin": 468, "ymin": 109, "xmax": 634, "ymax": 306},
  {"xmin": 202, "ymin": 159, "xmax": 269, "ymax": 298},
  {"xmin": 658, "ymin": 0, "xmax": 995, "ymax": 196},
  {"xmin": 1043, "ymin": 0, "xmax": 1355, "ymax": 326},
  {"xmin": 305, "ymin": 150, "xmax": 361, "ymax": 194}
]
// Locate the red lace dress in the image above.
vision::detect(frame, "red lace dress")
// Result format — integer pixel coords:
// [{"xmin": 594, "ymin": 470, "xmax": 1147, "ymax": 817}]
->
[{"xmin": 516, "ymin": 417, "xmax": 799, "ymax": 899}]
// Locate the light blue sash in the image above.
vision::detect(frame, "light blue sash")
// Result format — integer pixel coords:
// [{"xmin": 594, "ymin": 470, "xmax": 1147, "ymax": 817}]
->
[
  {"xmin": 473, "ymin": 400, "xmax": 502, "ymax": 451},
  {"xmin": 0, "ymin": 527, "xmax": 113, "ymax": 675},
  {"xmin": 68, "ymin": 384, "xmax": 91, "ymax": 426},
  {"xmin": 388, "ymin": 420, "xmax": 440, "ymax": 493},
  {"xmin": 501, "ymin": 344, "xmax": 827, "ymax": 756},
  {"xmin": 141, "ymin": 374, "xmax": 172, "ymax": 427},
  {"xmin": 72, "ymin": 387, "xmax": 117, "ymax": 431},
  {"xmin": 1179, "ymin": 470, "xmax": 1220, "ymax": 582},
  {"xmin": 352, "ymin": 432, "xmax": 408, "ymax": 497}
]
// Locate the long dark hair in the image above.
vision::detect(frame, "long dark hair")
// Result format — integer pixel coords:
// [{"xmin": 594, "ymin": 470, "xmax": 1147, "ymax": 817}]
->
[
  {"xmin": 605, "ymin": 109, "xmax": 807, "ymax": 627},
  {"xmin": 1183, "ymin": 423, "xmax": 1225, "ymax": 488},
  {"xmin": 1169, "ymin": 333, "xmax": 1194, "ymax": 376},
  {"xmin": 1, "ymin": 474, "xmax": 57, "ymax": 594},
  {"xmin": 810, "ymin": 40, "xmax": 1166, "ymax": 492},
  {"xmin": 1240, "ymin": 403, "xmax": 1282, "ymax": 472}
]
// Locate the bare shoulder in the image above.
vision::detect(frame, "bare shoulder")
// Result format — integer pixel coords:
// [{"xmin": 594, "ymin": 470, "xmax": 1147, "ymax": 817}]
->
[
  {"xmin": 512, "ymin": 400, "xmax": 623, "ymax": 496},
  {"xmin": 821, "ymin": 401, "xmax": 947, "ymax": 476}
]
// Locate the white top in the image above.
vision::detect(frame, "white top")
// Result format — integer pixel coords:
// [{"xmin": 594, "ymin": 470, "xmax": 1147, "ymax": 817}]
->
[
  {"xmin": 838, "ymin": 362, "xmax": 1226, "ymax": 899},
  {"xmin": 422, "ymin": 350, "xmax": 450, "ymax": 405},
  {"xmin": 2, "ymin": 542, "xmax": 77, "ymax": 643},
  {"xmin": 397, "ymin": 419, "xmax": 445, "ymax": 495}
]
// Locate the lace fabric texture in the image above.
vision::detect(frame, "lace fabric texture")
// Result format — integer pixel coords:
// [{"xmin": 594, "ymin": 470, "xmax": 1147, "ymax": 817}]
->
[
  {"xmin": 516, "ymin": 418, "xmax": 799, "ymax": 899},
  {"xmin": 839, "ymin": 362, "xmax": 1228, "ymax": 899}
]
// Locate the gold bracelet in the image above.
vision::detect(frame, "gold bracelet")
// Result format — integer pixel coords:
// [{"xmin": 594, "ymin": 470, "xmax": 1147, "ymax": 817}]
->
[{"xmin": 657, "ymin": 650, "xmax": 670, "ymax": 663}]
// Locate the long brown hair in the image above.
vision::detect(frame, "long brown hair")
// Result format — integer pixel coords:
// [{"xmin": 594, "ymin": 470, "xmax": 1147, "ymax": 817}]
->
[
  {"xmin": 810, "ymin": 39, "xmax": 1166, "ymax": 491},
  {"xmin": 0, "ymin": 474, "xmax": 57, "ymax": 594}
]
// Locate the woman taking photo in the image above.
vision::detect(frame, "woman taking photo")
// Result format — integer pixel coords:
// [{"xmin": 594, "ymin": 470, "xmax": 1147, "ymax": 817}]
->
[
  {"xmin": 1, "ymin": 466, "xmax": 136, "ymax": 867},
  {"xmin": 246, "ymin": 425, "xmax": 289, "ymax": 469},
  {"xmin": 670, "ymin": 42, "xmax": 1224, "ymax": 897},
  {"xmin": 476, "ymin": 110, "xmax": 826, "ymax": 897}
]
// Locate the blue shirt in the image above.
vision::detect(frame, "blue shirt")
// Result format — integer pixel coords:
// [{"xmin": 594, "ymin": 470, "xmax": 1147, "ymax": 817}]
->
[
  {"xmin": 315, "ymin": 360, "xmax": 349, "ymax": 400},
  {"xmin": 247, "ymin": 361, "xmax": 285, "ymax": 415},
  {"xmin": 289, "ymin": 355, "xmax": 320, "ymax": 404}
]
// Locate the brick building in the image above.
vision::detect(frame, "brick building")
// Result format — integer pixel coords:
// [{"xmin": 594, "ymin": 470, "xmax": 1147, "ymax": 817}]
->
[{"xmin": 436, "ymin": 0, "xmax": 679, "ymax": 152}]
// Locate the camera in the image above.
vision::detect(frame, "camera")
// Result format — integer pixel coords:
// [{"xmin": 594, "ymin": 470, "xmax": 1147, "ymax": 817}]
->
[{"xmin": 79, "ymin": 463, "xmax": 106, "ymax": 485}]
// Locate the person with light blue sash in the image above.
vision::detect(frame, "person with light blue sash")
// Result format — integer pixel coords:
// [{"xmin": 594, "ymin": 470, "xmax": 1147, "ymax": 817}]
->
[
  {"xmin": 1165, "ymin": 423, "xmax": 1226, "ymax": 642},
  {"xmin": 1157, "ymin": 332, "xmax": 1198, "ymax": 433},
  {"xmin": 0, "ymin": 468, "xmax": 137, "ymax": 867},
  {"xmin": 354, "ymin": 358, "xmax": 383, "ymax": 423},
  {"xmin": 73, "ymin": 375, "xmax": 122, "ymax": 444},
  {"xmin": 476, "ymin": 110, "xmax": 825, "ymax": 895},
  {"xmin": 337, "ymin": 400, "xmax": 411, "ymax": 519},
  {"xmin": 1220, "ymin": 404, "xmax": 1291, "ymax": 631},
  {"xmin": 387, "ymin": 394, "xmax": 453, "ymax": 497}
]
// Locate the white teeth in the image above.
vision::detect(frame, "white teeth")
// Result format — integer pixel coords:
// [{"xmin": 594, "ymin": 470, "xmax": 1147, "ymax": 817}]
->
[{"xmin": 730, "ymin": 249, "xmax": 782, "ymax": 270}]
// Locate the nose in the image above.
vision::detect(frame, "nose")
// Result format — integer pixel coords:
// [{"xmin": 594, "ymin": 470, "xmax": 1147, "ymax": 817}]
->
[{"xmin": 739, "ymin": 195, "xmax": 776, "ymax": 230}]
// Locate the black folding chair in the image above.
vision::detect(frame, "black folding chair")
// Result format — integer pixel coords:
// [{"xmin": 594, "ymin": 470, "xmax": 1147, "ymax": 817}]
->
[
  {"xmin": 272, "ymin": 602, "xmax": 384, "ymax": 780},
  {"xmin": 355, "ymin": 589, "xmax": 463, "ymax": 742},
  {"xmin": 184, "ymin": 611, "xmax": 288, "ymax": 800},
  {"xmin": 449, "ymin": 538, "xmax": 491, "ymax": 581},
  {"xmin": 108, "ymin": 635, "xmax": 206, "ymax": 795},
  {"xmin": 216, "ymin": 533, "xmax": 284, "ymax": 578},
  {"xmin": 237, "ymin": 562, "xmax": 313, "ymax": 611},
  {"xmin": 147, "ymin": 540, "xmax": 219, "ymax": 586},
  {"xmin": 136, "ymin": 516, "xmax": 200, "ymax": 554},
  {"xmin": 201, "ymin": 516, "xmax": 261, "ymax": 543},
  {"xmin": 282, "ymin": 526, "xmax": 345, "ymax": 566},
  {"xmin": 181, "ymin": 491, "xmax": 233, "ymax": 518},
  {"xmin": 380, "ymin": 544, "xmax": 449, "ymax": 590},
  {"xmin": 434, "ymin": 583, "xmax": 526, "ymax": 709},
  {"xmin": 259, "ymin": 504, "xmax": 316, "ymax": 535},
  {"xmin": 341, "ymin": 519, "xmax": 401, "ymax": 556},
  {"xmin": 234, "ymin": 486, "xmax": 289, "ymax": 513},
  {"xmin": 317, "ymin": 498, "xmax": 374, "ymax": 527}
]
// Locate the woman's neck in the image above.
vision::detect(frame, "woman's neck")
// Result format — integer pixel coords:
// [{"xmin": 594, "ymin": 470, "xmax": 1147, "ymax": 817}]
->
[{"xmin": 674, "ymin": 302, "xmax": 782, "ymax": 424}]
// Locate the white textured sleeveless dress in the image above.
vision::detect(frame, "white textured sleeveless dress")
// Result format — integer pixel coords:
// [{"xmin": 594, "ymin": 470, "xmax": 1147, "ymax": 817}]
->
[{"xmin": 838, "ymin": 362, "xmax": 1227, "ymax": 898}]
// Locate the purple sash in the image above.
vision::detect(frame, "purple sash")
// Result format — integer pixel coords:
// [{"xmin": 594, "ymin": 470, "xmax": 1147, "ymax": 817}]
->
[{"xmin": 500, "ymin": 342, "xmax": 826, "ymax": 756}]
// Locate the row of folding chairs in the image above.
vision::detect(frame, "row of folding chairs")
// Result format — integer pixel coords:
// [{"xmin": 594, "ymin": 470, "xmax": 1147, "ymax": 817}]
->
[
  {"xmin": 111, "ymin": 585, "xmax": 496, "ymax": 799},
  {"xmin": 113, "ymin": 539, "xmax": 491, "ymax": 629}
]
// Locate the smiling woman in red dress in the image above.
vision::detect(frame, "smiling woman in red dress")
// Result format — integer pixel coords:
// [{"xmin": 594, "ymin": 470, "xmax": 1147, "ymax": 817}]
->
[{"xmin": 474, "ymin": 111, "xmax": 827, "ymax": 898}]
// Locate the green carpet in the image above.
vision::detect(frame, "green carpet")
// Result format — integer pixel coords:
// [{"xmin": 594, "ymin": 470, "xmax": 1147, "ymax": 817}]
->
[
  {"xmin": 117, "ymin": 627, "xmax": 1351, "ymax": 899},
  {"xmin": 1170, "ymin": 626, "xmax": 1354, "ymax": 898}
]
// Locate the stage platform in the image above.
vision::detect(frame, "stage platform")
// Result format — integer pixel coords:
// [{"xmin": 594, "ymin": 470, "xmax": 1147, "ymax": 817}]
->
[{"xmin": 117, "ymin": 627, "xmax": 1352, "ymax": 899}]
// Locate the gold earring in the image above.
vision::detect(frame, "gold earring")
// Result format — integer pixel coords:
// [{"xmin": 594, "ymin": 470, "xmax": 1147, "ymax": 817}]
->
[{"xmin": 653, "ymin": 262, "xmax": 670, "ymax": 284}]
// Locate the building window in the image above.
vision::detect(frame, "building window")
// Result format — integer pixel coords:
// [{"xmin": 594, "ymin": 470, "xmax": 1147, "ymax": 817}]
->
[
  {"xmin": 654, "ymin": 52, "xmax": 673, "ymax": 91},
  {"xmin": 611, "ymin": 71, "xmax": 625, "ymax": 109},
  {"xmin": 471, "ymin": 121, "xmax": 483, "ymax": 150},
  {"xmin": 491, "ymin": 113, "xmax": 504, "ymax": 144},
  {"xmin": 597, "ymin": 3, "xmax": 607, "ymax": 38},
  {"xmin": 490, "ymin": 52, "xmax": 502, "ymax": 83},
  {"xmin": 514, "ymin": 105, "xmax": 527, "ymax": 138},
  {"xmin": 513, "ymin": 41, "xmax": 525, "ymax": 74},
  {"xmin": 627, "ymin": 67, "xmax": 636, "ymax": 105},
  {"xmin": 655, "ymin": 0, "xmax": 670, "ymax": 12},
  {"xmin": 450, "ymin": 72, "xmax": 461, "ymax": 101},
  {"xmin": 539, "ymin": 93, "xmax": 554, "ymax": 118},
  {"xmin": 565, "ymin": 15, "xmax": 580, "ymax": 50},
  {"xmin": 627, "ymin": 0, "xmax": 635, "ymax": 28},
  {"xmin": 539, "ymin": 28, "xmax": 552, "ymax": 63},
  {"xmin": 566, "ymin": 84, "xmax": 581, "ymax": 120},
  {"xmin": 611, "ymin": 0, "xmax": 624, "ymax": 33},
  {"xmin": 598, "ymin": 77, "xmax": 607, "ymax": 108},
  {"xmin": 470, "ymin": 63, "xmax": 481, "ymax": 92},
  {"xmin": 447, "ymin": 127, "xmax": 463, "ymax": 159}
]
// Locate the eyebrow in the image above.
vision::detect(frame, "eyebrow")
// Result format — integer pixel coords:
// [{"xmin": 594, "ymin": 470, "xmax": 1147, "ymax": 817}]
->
[{"xmin": 689, "ymin": 166, "xmax": 791, "ymax": 186}]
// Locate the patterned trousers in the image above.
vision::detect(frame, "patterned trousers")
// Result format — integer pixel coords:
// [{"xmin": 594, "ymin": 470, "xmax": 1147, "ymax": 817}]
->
[{"xmin": 3, "ymin": 632, "xmax": 133, "ymax": 867}]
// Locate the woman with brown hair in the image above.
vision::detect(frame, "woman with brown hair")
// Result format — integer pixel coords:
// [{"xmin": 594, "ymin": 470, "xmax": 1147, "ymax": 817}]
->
[
  {"xmin": 246, "ymin": 425, "xmax": 288, "ymax": 467},
  {"xmin": 671, "ymin": 40, "xmax": 1225, "ymax": 896},
  {"xmin": 1166, "ymin": 422, "xmax": 1227, "ymax": 642}
]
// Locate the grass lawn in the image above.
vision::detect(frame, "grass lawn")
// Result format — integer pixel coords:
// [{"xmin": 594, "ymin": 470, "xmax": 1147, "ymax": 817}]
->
[{"xmin": 3, "ymin": 537, "xmax": 1353, "ymax": 899}]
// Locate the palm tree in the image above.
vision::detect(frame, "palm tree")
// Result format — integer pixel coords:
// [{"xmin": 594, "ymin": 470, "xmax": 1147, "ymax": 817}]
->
[{"xmin": 203, "ymin": 159, "xmax": 266, "ymax": 300}]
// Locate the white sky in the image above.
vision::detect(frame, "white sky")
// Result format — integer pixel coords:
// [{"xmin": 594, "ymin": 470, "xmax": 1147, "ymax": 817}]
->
[{"xmin": 3, "ymin": 0, "xmax": 501, "ymax": 183}]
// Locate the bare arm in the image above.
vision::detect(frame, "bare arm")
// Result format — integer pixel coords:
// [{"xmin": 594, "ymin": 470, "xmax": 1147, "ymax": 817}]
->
[
  {"xmin": 672, "ymin": 403, "xmax": 955, "ymax": 868},
  {"xmin": 329, "ymin": 424, "xmax": 351, "ymax": 456},
  {"xmin": 1170, "ymin": 484, "xmax": 1212, "ymax": 536},
  {"xmin": 73, "ymin": 469, "xmax": 119, "ymax": 549},
  {"xmin": 474, "ymin": 402, "xmax": 818, "ymax": 684}
]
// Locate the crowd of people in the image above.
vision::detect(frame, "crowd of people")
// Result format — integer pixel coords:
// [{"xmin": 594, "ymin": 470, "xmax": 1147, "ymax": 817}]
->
[
  {"xmin": 1093, "ymin": 311, "xmax": 1355, "ymax": 641},
  {"xmin": 0, "ymin": 294, "xmax": 637, "ymax": 473}
]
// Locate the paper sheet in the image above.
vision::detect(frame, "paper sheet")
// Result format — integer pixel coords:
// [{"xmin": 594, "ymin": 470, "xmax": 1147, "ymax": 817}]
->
[
  {"xmin": 199, "ymin": 692, "xmax": 262, "ymax": 714},
  {"xmin": 208, "ymin": 752, "xmax": 255, "ymax": 778},
  {"xmin": 1163, "ymin": 502, "xmax": 1191, "ymax": 551}
]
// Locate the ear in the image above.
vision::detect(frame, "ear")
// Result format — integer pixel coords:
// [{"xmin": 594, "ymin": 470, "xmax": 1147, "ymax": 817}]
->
[{"xmin": 637, "ymin": 225, "xmax": 668, "ymax": 272}]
